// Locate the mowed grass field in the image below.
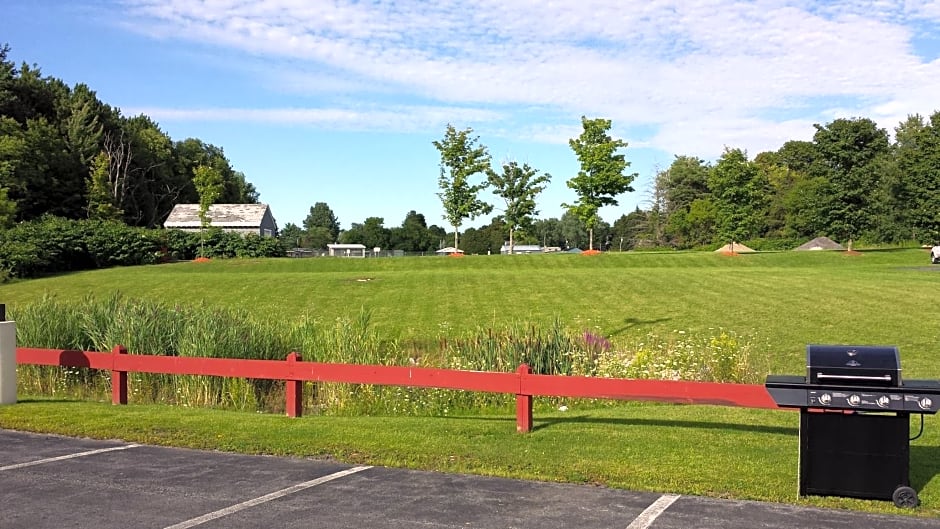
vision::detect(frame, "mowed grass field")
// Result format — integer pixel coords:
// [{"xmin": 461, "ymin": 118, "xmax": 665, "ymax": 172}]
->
[
  {"xmin": 2, "ymin": 247, "xmax": 938, "ymax": 374},
  {"xmin": 3, "ymin": 248, "xmax": 940, "ymax": 516}
]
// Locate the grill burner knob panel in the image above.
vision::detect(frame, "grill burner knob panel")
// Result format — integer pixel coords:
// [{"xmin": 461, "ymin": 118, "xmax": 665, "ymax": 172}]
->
[{"xmin": 808, "ymin": 390, "xmax": 907, "ymax": 411}]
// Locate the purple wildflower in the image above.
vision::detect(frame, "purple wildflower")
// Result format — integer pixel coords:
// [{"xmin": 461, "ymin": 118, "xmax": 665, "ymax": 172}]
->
[{"xmin": 582, "ymin": 331, "xmax": 612, "ymax": 352}]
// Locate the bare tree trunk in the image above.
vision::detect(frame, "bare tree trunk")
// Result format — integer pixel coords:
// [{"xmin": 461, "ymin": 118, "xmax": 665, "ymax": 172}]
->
[
  {"xmin": 589, "ymin": 228, "xmax": 594, "ymax": 251},
  {"xmin": 103, "ymin": 132, "xmax": 132, "ymax": 211},
  {"xmin": 508, "ymin": 228, "xmax": 514, "ymax": 255}
]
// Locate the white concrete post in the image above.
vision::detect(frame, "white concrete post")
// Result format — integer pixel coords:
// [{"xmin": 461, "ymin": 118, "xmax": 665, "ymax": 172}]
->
[{"xmin": 0, "ymin": 304, "xmax": 16, "ymax": 405}]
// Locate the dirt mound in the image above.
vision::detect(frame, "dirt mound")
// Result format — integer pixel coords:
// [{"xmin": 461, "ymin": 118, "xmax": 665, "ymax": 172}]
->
[
  {"xmin": 714, "ymin": 242, "xmax": 755, "ymax": 253},
  {"xmin": 795, "ymin": 236, "xmax": 844, "ymax": 251}
]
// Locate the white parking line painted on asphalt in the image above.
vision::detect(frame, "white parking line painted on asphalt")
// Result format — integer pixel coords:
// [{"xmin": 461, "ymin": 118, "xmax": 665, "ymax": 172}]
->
[
  {"xmin": 0, "ymin": 444, "xmax": 140, "ymax": 471},
  {"xmin": 626, "ymin": 494, "xmax": 681, "ymax": 529},
  {"xmin": 162, "ymin": 465, "xmax": 373, "ymax": 529}
]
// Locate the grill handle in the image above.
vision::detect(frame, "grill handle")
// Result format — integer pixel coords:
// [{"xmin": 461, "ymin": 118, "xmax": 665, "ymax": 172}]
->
[{"xmin": 815, "ymin": 373, "xmax": 893, "ymax": 382}]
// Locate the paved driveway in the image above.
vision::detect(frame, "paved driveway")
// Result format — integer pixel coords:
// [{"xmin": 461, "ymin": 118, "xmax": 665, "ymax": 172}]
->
[{"xmin": 1, "ymin": 429, "xmax": 936, "ymax": 529}]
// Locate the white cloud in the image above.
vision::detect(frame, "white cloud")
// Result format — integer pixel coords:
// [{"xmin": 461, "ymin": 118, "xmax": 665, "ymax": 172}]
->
[
  {"xmin": 650, "ymin": 117, "xmax": 818, "ymax": 159},
  {"xmin": 116, "ymin": 0, "xmax": 940, "ymax": 158},
  {"xmin": 122, "ymin": 105, "xmax": 504, "ymax": 132}
]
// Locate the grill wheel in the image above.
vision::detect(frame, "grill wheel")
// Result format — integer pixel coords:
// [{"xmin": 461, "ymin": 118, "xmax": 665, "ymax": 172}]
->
[{"xmin": 892, "ymin": 485, "xmax": 919, "ymax": 508}]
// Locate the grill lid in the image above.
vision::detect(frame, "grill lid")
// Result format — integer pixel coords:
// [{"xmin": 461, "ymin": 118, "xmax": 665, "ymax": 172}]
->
[{"xmin": 806, "ymin": 344, "xmax": 901, "ymax": 387}]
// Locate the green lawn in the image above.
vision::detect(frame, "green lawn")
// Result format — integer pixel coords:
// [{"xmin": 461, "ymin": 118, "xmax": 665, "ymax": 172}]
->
[
  {"xmin": 2, "ymin": 248, "xmax": 937, "ymax": 374},
  {"xmin": 2, "ymin": 248, "xmax": 940, "ymax": 515}
]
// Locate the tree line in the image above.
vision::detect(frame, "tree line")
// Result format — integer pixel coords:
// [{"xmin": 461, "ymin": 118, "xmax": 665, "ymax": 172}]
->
[
  {"xmin": 0, "ymin": 44, "xmax": 258, "ymax": 230},
  {"xmin": 641, "ymin": 115, "xmax": 940, "ymax": 250},
  {"xmin": 284, "ymin": 117, "xmax": 639, "ymax": 254},
  {"xmin": 285, "ymin": 200, "xmax": 636, "ymax": 255},
  {"xmin": 293, "ymin": 113, "xmax": 940, "ymax": 254}
]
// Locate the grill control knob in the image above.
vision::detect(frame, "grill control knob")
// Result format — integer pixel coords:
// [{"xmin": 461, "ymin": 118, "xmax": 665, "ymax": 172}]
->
[
  {"xmin": 919, "ymin": 397, "xmax": 933, "ymax": 410},
  {"xmin": 818, "ymin": 393, "xmax": 832, "ymax": 406},
  {"xmin": 847, "ymin": 394, "xmax": 861, "ymax": 407},
  {"xmin": 877, "ymin": 395, "xmax": 890, "ymax": 408}
]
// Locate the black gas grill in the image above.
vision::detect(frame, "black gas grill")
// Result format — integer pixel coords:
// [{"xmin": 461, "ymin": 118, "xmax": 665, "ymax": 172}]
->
[{"xmin": 765, "ymin": 345, "xmax": 940, "ymax": 508}]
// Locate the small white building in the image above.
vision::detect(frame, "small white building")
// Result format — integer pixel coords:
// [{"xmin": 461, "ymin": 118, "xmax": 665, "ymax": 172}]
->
[
  {"xmin": 500, "ymin": 244, "xmax": 543, "ymax": 255},
  {"xmin": 164, "ymin": 204, "xmax": 278, "ymax": 237},
  {"xmin": 327, "ymin": 243, "xmax": 367, "ymax": 257}
]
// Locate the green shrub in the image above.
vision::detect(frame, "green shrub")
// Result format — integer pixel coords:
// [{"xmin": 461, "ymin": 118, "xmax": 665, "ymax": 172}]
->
[
  {"xmin": 0, "ymin": 216, "xmax": 160, "ymax": 277},
  {"xmin": 159, "ymin": 228, "xmax": 201, "ymax": 260},
  {"xmin": 0, "ymin": 218, "xmax": 285, "ymax": 278},
  {"xmin": 0, "ymin": 239, "xmax": 48, "ymax": 278},
  {"xmin": 741, "ymin": 237, "xmax": 804, "ymax": 251},
  {"xmin": 80, "ymin": 220, "xmax": 161, "ymax": 267}
]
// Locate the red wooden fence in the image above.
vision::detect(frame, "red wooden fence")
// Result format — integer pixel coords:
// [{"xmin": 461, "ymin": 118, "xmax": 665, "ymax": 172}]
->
[{"xmin": 15, "ymin": 346, "xmax": 780, "ymax": 432}]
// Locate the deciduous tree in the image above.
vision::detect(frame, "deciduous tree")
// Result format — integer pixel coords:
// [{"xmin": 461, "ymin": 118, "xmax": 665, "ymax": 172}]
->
[
  {"xmin": 360, "ymin": 216, "xmax": 389, "ymax": 250},
  {"xmin": 303, "ymin": 202, "xmax": 340, "ymax": 242},
  {"xmin": 193, "ymin": 164, "xmax": 223, "ymax": 256},
  {"xmin": 487, "ymin": 160, "xmax": 551, "ymax": 254},
  {"xmin": 389, "ymin": 210, "xmax": 434, "ymax": 252},
  {"xmin": 530, "ymin": 217, "xmax": 565, "ymax": 249},
  {"xmin": 433, "ymin": 124, "xmax": 492, "ymax": 250},
  {"xmin": 708, "ymin": 148, "xmax": 768, "ymax": 247},
  {"xmin": 0, "ymin": 185, "xmax": 15, "ymax": 228},
  {"xmin": 812, "ymin": 118, "xmax": 890, "ymax": 248},
  {"xmin": 559, "ymin": 210, "xmax": 590, "ymax": 250},
  {"xmin": 86, "ymin": 151, "xmax": 122, "ymax": 220},
  {"xmin": 611, "ymin": 208, "xmax": 648, "ymax": 251},
  {"xmin": 893, "ymin": 113, "xmax": 940, "ymax": 242},
  {"xmin": 564, "ymin": 117, "xmax": 637, "ymax": 250}
]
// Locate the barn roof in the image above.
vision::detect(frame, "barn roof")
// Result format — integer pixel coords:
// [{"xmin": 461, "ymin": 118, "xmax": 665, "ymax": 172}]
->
[{"xmin": 164, "ymin": 204, "xmax": 271, "ymax": 228}]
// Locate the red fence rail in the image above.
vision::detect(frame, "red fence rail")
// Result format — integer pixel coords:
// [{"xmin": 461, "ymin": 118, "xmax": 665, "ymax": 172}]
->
[{"xmin": 15, "ymin": 347, "xmax": 780, "ymax": 432}]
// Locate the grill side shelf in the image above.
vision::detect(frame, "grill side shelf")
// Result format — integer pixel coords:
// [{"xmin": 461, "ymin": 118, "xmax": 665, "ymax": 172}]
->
[{"xmin": 765, "ymin": 375, "xmax": 810, "ymax": 409}]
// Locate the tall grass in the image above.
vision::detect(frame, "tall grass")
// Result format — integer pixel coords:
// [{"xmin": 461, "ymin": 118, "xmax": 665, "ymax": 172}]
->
[
  {"xmin": 11, "ymin": 295, "xmax": 765, "ymax": 415},
  {"xmin": 440, "ymin": 319, "xmax": 578, "ymax": 374}
]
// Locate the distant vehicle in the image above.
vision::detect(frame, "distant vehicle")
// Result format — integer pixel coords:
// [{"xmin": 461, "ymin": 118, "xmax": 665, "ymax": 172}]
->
[{"xmin": 932, "ymin": 245, "xmax": 940, "ymax": 265}]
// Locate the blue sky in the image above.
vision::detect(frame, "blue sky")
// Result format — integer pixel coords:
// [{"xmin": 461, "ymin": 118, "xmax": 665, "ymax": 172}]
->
[{"xmin": 3, "ymin": 1, "xmax": 940, "ymax": 231}]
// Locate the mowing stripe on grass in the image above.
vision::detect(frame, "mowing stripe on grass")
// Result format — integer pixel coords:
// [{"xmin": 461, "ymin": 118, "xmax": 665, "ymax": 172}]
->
[
  {"xmin": 162, "ymin": 465, "xmax": 372, "ymax": 529},
  {"xmin": 626, "ymin": 494, "xmax": 680, "ymax": 529},
  {"xmin": 0, "ymin": 444, "xmax": 140, "ymax": 471}
]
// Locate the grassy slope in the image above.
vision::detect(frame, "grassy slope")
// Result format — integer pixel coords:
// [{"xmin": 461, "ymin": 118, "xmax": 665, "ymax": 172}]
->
[
  {"xmin": 2, "ymin": 248, "xmax": 937, "ymax": 374},
  {"xmin": 2, "ymin": 249, "xmax": 940, "ymax": 515}
]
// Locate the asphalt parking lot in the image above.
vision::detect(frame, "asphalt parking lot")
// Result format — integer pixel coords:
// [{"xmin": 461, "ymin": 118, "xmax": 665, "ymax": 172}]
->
[{"xmin": 1, "ymin": 429, "xmax": 937, "ymax": 529}]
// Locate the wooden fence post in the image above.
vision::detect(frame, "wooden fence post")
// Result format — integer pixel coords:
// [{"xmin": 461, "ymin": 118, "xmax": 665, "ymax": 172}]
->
[
  {"xmin": 516, "ymin": 364, "xmax": 532, "ymax": 433},
  {"xmin": 111, "ymin": 345, "xmax": 128, "ymax": 405},
  {"xmin": 285, "ymin": 352, "xmax": 303, "ymax": 418}
]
